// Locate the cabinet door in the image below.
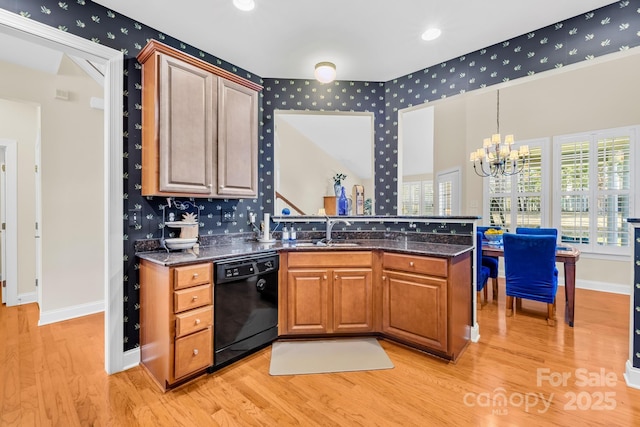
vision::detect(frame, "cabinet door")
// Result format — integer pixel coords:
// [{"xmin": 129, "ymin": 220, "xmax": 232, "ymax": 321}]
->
[
  {"xmin": 333, "ymin": 268, "xmax": 374, "ymax": 333},
  {"xmin": 382, "ymin": 270, "xmax": 448, "ymax": 353},
  {"xmin": 173, "ymin": 327, "xmax": 213, "ymax": 380},
  {"xmin": 217, "ymin": 78, "xmax": 258, "ymax": 197},
  {"xmin": 286, "ymin": 269, "xmax": 330, "ymax": 334},
  {"xmin": 158, "ymin": 53, "xmax": 216, "ymax": 194}
]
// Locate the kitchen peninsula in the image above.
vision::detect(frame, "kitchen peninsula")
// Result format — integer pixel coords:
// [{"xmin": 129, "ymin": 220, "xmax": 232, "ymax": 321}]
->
[{"xmin": 136, "ymin": 215, "xmax": 476, "ymax": 390}]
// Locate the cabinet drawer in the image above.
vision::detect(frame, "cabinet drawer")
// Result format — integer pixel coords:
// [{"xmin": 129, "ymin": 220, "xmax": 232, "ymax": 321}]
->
[
  {"xmin": 175, "ymin": 306, "xmax": 213, "ymax": 338},
  {"xmin": 174, "ymin": 284, "xmax": 212, "ymax": 313},
  {"xmin": 288, "ymin": 251, "xmax": 372, "ymax": 268},
  {"xmin": 174, "ymin": 263, "xmax": 212, "ymax": 290},
  {"xmin": 174, "ymin": 327, "xmax": 213, "ymax": 379},
  {"xmin": 383, "ymin": 253, "xmax": 448, "ymax": 278}
]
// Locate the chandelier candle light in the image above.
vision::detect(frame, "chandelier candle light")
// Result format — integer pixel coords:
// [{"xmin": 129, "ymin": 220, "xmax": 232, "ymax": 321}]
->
[{"xmin": 470, "ymin": 90, "xmax": 529, "ymax": 177}]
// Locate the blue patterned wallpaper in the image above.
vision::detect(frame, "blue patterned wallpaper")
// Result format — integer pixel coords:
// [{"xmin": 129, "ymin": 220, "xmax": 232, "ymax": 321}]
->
[{"xmin": 0, "ymin": 0, "xmax": 638, "ymax": 351}]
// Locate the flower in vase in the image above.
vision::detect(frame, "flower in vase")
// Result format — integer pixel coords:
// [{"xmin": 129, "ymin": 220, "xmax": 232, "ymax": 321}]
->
[{"xmin": 332, "ymin": 173, "xmax": 347, "ymax": 185}]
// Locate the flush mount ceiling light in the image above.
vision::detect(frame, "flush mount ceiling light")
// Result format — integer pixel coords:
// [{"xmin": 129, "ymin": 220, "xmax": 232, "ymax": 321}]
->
[
  {"xmin": 314, "ymin": 62, "xmax": 337, "ymax": 83},
  {"xmin": 233, "ymin": 0, "xmax": 255, "ymax": 11},
  {"xmin": 421, "ymin": 28, "xmax": 442, "ymax": 41}
]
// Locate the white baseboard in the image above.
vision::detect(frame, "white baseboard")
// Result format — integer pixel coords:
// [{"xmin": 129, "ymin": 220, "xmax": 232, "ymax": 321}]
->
[
  {"xmin": 470, "ymin": 323, "xmax": 480, "ymax": 343},
  {"xmin": 123, "ymin": 347, "xmax": 141, "ymax": 371},
  {"xmin": 38, "ymin": 300, "xmax": 104, "ymax": 326},
  {"xmin": 573, "ymin": 279, "xmax": 631, "ymax": 295},
  {"xmin": 16, "ymin": 292, "xmax": 37, "ymax": 305},
  {"xmin": 624, "ymin": 360, "xmax": 640, "ymax": 389}
]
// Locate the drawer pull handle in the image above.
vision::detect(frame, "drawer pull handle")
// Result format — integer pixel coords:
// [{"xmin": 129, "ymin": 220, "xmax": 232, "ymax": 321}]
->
[
  {"xmin": 409, "ymin": 261, "xmax": 415, "ymax": 267},
  {"xmin": 193, "ymin": 349, "xmax": 199, "ymax": 356},
  {"xmin": 195, "ymin": 319, "xmax": 201, "ymax": 325},
  {"xmin": 192, "ymin": 273, "xmax": 199, "ymax": 278}
]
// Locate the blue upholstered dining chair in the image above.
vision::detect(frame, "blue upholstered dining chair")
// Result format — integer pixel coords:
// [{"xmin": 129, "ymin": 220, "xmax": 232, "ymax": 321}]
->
[
  {"xmin": 503, "ymin": 233, "xmax": 559, "ymax": 326},
  {"xmin": 477, "ymin": 226, "xmax": 501, "ymax": 301},
  {"xmin": 515, "ymin": 227, "xmax": 558, "ymax": 238},
  {"xmin": 476, "ymin": 232, "xmax": 491, "ymax": 308}
]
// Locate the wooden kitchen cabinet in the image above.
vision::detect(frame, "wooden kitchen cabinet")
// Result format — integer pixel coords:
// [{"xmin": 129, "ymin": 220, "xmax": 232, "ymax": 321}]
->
[
  {"xmin": 382, "ymin": 252, "xmax": 471, "ymax": 360},
  {"xmin": 139, "ymin": 260, "xmax": 214, "ymax": 391},
  {"xmin": 282, "ymin": 251, "xmax": 374, "ymax": 335},
  {"xmin": 138, "ymin": 40, "xmax": 261, "ymax": 198},
  {"xmin": 217, "ymin": 78, "xmax": 258, "ymax": 197}
]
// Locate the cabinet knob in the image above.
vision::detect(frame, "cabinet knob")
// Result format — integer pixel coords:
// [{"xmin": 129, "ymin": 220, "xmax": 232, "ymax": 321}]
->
[
  {"xmin": 382, "ymin": 276, "xmax": 386, "ymax": 280},
  {"xmin": 323, "ymin": 275, "xmax": 327, "ymax": 280},
  {"xmin": 192, "ymin": 295, "xmax": 198, "ymax": 301},
  {"xmin": 192, "ymin": 273, "xmax": 199, "ymax": 278},
  {"xmin": 193, "ymin": 349, "xmax": 199, "ymax": 356},
  {"xmin": 335, "ymin": 275, "xmax": 338, "ymax": 280},
  {"xmin": 409, "ymin": 261, "xmax": 415, "ymax": 267},
  {"xmin": 195, "ymin": 318, "xmax": 201, "ymax": 325},
  {"xmin": 219, "ymin": 185, "xmax": 224, "ymax": 189}
]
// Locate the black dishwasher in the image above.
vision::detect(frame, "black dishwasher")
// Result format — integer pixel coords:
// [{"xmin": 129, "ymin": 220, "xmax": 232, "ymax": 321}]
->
[{"xmin": 210, "ymin": 252, "xmax": 279, "ymax": 370}]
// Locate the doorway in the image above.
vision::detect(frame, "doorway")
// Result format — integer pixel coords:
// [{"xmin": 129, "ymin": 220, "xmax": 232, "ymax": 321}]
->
[
  {"xmin": 436, "ymin": 167, "xmax": 461, "ymax": 216},
  {"xmin": 0, "ymin": 10, "xmax": 124, "ymax": 374}
]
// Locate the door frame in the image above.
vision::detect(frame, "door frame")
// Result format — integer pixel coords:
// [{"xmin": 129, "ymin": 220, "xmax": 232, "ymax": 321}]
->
[
  {"xmin": 0, "ymin": 10, "xmax": 124, "ymax": 374},
  {"xmin": 0, "ymin": 139, "xmax": 17, "ymax": 306}
]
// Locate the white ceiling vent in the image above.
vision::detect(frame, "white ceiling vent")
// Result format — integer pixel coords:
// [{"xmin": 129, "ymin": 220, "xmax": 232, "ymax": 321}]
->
[{"xmin": 55, "ymin": 89, "xmax": 69, "ymax": 100}]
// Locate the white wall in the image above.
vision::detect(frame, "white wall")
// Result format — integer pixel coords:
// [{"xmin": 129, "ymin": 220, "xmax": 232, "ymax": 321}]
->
[{"xmin": 0, "ymin": 56, "xmax": 104, "ymax": 315}]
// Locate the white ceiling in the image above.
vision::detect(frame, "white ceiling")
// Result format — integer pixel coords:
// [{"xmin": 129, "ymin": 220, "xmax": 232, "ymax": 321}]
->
[
  {"xmin": 0, "ymin": 33, "xmax": 63, "ymax": 74},
  {"xmin": 93, "ymin": 0, "xmax": 616, "ymax": 82}
]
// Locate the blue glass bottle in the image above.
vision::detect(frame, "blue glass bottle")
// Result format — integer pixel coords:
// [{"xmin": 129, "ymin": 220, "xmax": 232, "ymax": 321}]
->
[{"xmin": 338, "ymin": 186, "xmax": 348, "ymax": 216}]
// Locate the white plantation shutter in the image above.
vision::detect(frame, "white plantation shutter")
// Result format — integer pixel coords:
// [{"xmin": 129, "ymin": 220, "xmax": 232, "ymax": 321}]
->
[
  {"xmin": 596, "ymin": 135, "xmax": 631, "ymax": 248},
  {"xmin": 423, "ymin": 181, "xmax": 434, "ymax": 215},
  {"xmin": 401, "ymin": 180, "xmax": 434, "ymax": 215},
  {"xmin": 485, "ymin": 139, "xmax": 548, "ymax": 231},
  {"xmin": 516, "ymin": 145, "xmax": 543, "ymax": 227},
  {"xmin": 438, "ymin": 180, "xmax": 452, "ymax": 216},
  {"xmin": 554, "ymin": 127, "xmax": 635, "ymax": 255},
  {"xmin": 558, "ymin": 139, "xmax": 590, "ymax": 244},
  {"xmin": 401, "ymin": 182, "xmax": 420, "ymax": 215}
]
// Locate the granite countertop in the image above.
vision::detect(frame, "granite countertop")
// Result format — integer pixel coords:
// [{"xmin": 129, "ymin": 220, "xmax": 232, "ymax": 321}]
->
[{"xmin": 136, "ymin": 238, "xmax": 473, "ymax": 267}]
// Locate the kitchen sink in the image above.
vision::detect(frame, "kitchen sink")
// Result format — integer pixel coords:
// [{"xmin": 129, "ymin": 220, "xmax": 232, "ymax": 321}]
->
[{"xmin": 290, "ymin": 241, "xmax": 360, "ymax": 247}]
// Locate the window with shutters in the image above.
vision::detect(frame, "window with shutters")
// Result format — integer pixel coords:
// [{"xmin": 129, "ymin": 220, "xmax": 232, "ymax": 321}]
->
[
  {"xmin": 401, "ymin": 180, "xmax": 434, "ymax": 215},
  {"xmin": 484, "ymin": 139, "xmax": 548, "ymax": 231},
  {"xmin": 553, "ymin": 126, "xmax": 636, "ymax": 255},
  {"xmin": 437, "ymin": 168, "xmax": 460, "ymax": 216}
]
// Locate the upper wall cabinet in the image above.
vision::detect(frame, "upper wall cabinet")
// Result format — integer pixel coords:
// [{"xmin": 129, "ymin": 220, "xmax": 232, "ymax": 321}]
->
[{"xmin": 137, "ymin": 40, "xmax": 261, "ymax": 198}]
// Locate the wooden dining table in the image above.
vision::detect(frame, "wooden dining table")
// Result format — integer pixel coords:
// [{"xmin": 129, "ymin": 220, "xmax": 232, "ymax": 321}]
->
[{"xmin": 482, "ymin": 243, "xmax": 581, "ymax": 327}]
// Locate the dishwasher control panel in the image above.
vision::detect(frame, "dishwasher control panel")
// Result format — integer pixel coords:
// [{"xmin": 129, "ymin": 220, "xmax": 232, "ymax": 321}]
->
[{"xmin": 214, "ymin": 252, "xmax": 279, "ymax": 283}]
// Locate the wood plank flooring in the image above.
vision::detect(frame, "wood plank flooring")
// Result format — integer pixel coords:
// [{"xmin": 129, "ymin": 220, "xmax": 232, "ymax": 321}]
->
[{"xmin": 2, "ymin": 281, "xmax": 640, "ymax": 426}]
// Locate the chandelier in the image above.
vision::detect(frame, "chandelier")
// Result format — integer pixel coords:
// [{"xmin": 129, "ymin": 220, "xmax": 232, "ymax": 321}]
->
[{"xmin": 469, "ymin": 90, "xmax": 529, "ymax": 177}]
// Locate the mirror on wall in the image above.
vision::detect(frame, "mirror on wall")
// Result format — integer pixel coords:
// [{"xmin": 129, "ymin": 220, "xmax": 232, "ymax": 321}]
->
[
  {"xmin": 274, "ymin": 110, "xmax": 375, "ymax": 216},
  {"xmin": 397, "ymin": 104, "xmax": 435, "ymax": 215}
]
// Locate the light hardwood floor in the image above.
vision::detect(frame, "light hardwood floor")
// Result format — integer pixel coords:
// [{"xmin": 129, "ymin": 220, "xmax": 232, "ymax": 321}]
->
[{"xmin": 2, "ymin": 281, "xmax": 640, "ymax": 426}]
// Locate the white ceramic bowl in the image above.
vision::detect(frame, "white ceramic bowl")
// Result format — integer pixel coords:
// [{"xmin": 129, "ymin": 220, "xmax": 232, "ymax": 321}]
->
[{"xmin": 164, "ymin": 237, "xmax": 198, "ymax": 250}]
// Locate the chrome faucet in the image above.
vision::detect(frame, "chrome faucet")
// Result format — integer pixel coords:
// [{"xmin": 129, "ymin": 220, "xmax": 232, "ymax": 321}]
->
[{"xmin": 326, "ymin": 218, "xmax": 351, "ymax": 242}]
